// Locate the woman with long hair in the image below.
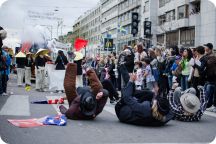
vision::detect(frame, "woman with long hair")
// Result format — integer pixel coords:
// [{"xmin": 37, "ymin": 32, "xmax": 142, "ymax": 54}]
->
[{"xmin": 180, "ymin": 48, "xmax": 194, "ymax": 90}]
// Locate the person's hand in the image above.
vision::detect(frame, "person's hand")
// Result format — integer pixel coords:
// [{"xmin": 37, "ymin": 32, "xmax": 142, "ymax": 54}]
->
[
  {"xmin": 96, "ymin": 92, "xmax": 103, "ymax": 100},
  {"xmin": 172, "ymin": 83, "xmax": 179, "ymax": 90},
  {"xmin": 129, "ymin": 73, "xmax": 137, "ymax": 82}
]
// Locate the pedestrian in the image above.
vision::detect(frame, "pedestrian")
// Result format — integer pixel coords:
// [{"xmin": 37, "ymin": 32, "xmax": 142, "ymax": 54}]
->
[
  {"xmin": 59, "ymin": 63, "xmax": 109, "ymax": 120},
  {"xmin": 143, "ymin": 58, "xmax": 156, "ymax": 91},
  {"xmin": 16, "ymin": 52, "xmax": 26, "ymax": 87},
  {"xmin": 115, "ymin": 64, "xmax": 173, "ymax": 126},
  {"xmin": 155, "ymin": 48, "xmax": 168, "ymax": 97},
  {"xmin": 55, "ymin": 50, "xmax": 68, "ymax": 70},
  {"xmin": 134, "ymin": 44, "xmax": 147, "ymax": 63},
  {"xmin": 35, "ymin": 52, "xmax": 46, "ymax": 92},
  {"xmin": 179, "ymin": 48, "xmax": 194, "ymax": 90},
  {"xmin": 202, "ymin": 43, "xmax": 216, "ymax": 112},
  {"xmin": 168, "ymin": 82, "xmax": 207, "ymax": 121},
  {"xmin": 192, "ymin": 46, "xmax": 206, "ymax": 94},
  {"xmin": 135, "ymin": 62, "xmax": 144, "ymax": 90},
  {"xmin": 25, "ymin": 53, "xmax": 33, "ymax": 86}
]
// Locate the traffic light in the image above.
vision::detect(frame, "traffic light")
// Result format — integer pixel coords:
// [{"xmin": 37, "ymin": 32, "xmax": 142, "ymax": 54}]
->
[
  {"xmin": 144, "ymin": 21, "xmax": 152, "ymax": 36},
  {"xmin": 131, "ymin": 12, "xmax": 139, "ymax": 37}
]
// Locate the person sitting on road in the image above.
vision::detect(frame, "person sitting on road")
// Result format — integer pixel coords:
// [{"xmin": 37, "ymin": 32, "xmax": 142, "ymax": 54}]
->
[
  {"xmin": 115, "ymin": 64, "xmax": 173, "ymax": 126},
  {"xmin": 168, "ymin": 82, "xmax": 207, "ymax": 122},
  {"xmin": 59, "ymin": 63, "xmax": 109, "ymax": 120}
]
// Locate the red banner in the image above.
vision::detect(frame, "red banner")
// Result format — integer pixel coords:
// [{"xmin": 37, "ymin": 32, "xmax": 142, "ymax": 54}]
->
[
  {"xmin": 8, "ymin": 118, "xmax": 45, "ymax": 128},
  {"xmin": 74, "ymin": 38, "xmax": 88, "ymax": 51}
]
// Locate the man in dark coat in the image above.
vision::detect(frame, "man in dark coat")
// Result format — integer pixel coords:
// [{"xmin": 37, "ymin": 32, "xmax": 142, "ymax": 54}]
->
[
  {"xmin": 115, "ymin": 64, "xmax": 173, "ymax": 126},
  {"xmin": 59, "ymin": 63, "xmax": 109, "ymax": 120}
]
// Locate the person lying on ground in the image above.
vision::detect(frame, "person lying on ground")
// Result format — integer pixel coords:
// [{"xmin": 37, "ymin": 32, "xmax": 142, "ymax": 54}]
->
[
  {"xmin": 59, "ymin": 63, "xmax": 109, "ymax": 120},
  {"xmin": 168, "ymin": 82, "xmax": 207, "ymax": 122},
  {"xmin": 115, "ymin": 64, "xmax": 173, "ymax": 126}
]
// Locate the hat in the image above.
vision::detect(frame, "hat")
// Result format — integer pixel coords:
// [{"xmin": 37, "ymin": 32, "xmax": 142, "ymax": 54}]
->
[
  {"xmin": 80, "ymin": 91, "xmax": 97, "ymax": 116},
  {"xmin": 15, "ymin": 51, "xmax": 26, "ymax": 58},
  {"xmin": 74, "ymin": 52, "xmax": 84, "ymax": 61},
  {"xmin": 180, "ymin": 93, "xmax": 201, "ymax": 114},
  {"xmin": 35, "ymin": 49, "xmax": 49, "ymax": 57},
  {"xmin": 204, "ymin": 43, "xmax": 213, "ymax": 50},
  {"xmin": 156, "ymin": 97, "xmax": 170, "ymax": 115}
]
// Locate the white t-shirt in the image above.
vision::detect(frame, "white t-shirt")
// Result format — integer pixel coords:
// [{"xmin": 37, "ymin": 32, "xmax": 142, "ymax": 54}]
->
[
  {"xmin": 135, "ymin": 68, "xmax": 144, "ymax": 86},
  {"xmin": 145, "ymin": 65, "xmax": 155, "ymax": 83}
]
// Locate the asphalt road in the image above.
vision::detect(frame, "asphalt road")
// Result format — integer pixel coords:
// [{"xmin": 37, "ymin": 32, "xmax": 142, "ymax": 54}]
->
[{"xmin": 0, "ymin": 75, "xmax": 216, "ymax": 144}]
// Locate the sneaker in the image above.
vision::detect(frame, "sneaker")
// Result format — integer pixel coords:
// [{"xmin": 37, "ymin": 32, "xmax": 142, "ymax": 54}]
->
[
  {"xmin": 2, "ymin": 93, "xmax": 8, "ymax": 96},
  {"xmin": 212, "ymin": 107, "xmax": 216, "ymax": 113},
  {"xmin": 59, "ymin": 105, "xmax": 67, "ymax": 114},
  {"xmin": 207, "ymin": 106, "xmax": 216, "ymax": 112}
]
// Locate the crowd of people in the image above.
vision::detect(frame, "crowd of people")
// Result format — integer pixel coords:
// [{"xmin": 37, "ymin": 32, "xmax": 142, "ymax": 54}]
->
[
  {"xmin": 59, "ymin": 42, "xmax": 216, "ymax": 126},
  {"xmin": 1, "ymin": 25, "xmax": 216, "ymax": 126}
]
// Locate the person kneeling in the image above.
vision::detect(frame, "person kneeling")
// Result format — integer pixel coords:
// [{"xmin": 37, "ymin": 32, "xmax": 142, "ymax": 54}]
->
[
  {"xmin": 59, "ymin": 63, "xmax": 109, "ymax": 120},
  {"xmin": 115, "ymin": 73, "xmax": 173, "ymax": 126},
  {"xmin": 168, "ymin": 84, "xmax": 207, "ymax": 122}
]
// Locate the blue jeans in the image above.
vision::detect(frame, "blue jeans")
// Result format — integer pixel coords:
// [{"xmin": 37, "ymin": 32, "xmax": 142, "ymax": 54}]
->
[
  {"xmin": 0, "ymin": 73, "xmax": 2, "ymax": 94},
  {"xmin": 181, "ymin": 75, "xmax": 189, "ymax": 91},
  {"xmin": 204, "ymin": 83, "xmax": 216, "ymax": 108}
]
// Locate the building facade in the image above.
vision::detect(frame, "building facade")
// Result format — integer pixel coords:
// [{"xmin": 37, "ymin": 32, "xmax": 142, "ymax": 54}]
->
[
  {"xmin": 71, "ymin": 0, "xmax": 216, "ymax": 55},
  {"xmin": 142, "ymin": 0, "xmax": 216, "ymax": 48}
]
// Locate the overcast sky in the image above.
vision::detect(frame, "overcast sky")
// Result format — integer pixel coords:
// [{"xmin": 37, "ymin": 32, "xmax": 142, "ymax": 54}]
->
[{"xmin": 0, "ymin": 0, "xmax": 99, "ymax": 47}]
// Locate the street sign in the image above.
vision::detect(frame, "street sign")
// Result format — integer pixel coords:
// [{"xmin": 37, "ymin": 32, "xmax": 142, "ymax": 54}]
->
[{"xmin": 104, "ymin": 38, "xmax": 113, "ymax": 51}]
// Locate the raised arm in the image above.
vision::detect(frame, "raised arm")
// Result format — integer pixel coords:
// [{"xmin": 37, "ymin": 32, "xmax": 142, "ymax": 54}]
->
[{"xmin": 86, "ymin": 69, "xmax": 103, "ymax": 95}]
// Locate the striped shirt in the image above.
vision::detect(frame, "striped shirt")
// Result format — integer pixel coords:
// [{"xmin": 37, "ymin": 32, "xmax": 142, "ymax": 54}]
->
[{"xmin": 168, "ymin": 88, "xmax": 207, "ymax": 122}]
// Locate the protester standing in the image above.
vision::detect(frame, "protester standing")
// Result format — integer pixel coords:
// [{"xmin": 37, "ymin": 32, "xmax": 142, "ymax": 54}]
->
[
  {"xmin": 55, "ymin": 50, "xmax": 68, "ymax": 70},
  {"xmin": 180, "ymin": 48, "xmax": 194, "ymax": 90},
  {"xmin": 16, "ymin": 52, "xmax": 26, "ymax": 87},
  {"xmin": 25, "ymin": 53, "xmax": 33, "ymax": 86},
  {"xmin": 35, "ymin": 52, "xmax": 46, "ymax": 92}
]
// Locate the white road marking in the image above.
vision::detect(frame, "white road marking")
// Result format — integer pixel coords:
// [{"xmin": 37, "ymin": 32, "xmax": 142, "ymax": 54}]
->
[{"xmin": 0, "ymin": 95, "xmax": 30, "ymax": 116}]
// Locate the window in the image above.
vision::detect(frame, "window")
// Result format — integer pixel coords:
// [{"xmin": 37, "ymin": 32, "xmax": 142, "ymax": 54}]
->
[
  {"xmin": 157, "ymin": 35, "xmax": 164, "ymax": 45},
  {"xmin": 180, "ymin": 28, "xmax": 195, "ymax": 46},
  {"xmin": 178, "ymin": 5, "xmax": 189, "ymax": 19},
  {"xmin": 159, "ymin": 0, "xmax": 165, "ymax": 8},
  {"xmin": 166, "ymin": 31, "xmax": 179, "ymax": 47},
  {"xmin": 144, "ymin": 1, "xmax": 149, "ymax": 12},
  {"xmin": 158, "ymin": 14, "xmax": 166, "ymax": 25},
  {"xmin": 166, "ymin": 10, "xmax": 175, "ymax": 22}
]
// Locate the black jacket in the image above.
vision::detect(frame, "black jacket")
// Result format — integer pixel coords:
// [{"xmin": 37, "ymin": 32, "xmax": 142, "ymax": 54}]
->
[
  {"xmin": 124, "ymin": 55, "xmax": 135, "ymax": 73},
  {"xmin": 115, "ymin": 81, "xmax": 173, "ymax": 126},
  {"xmin": 25, "ymin": 58, "xmax": 33, "ymax": 67},
  {"xmin": 74, "ymin": 60, "xmax": 83, "ymax": 75},
  {"xmin": 35, "ymin": 56, "xmax": 45, "ymax": 69},
  {"xmin": 16, "ymin": 58, "xmax": 25, "ymax": 68},
  {"xmin": 55, "ymin": 55, "xmax": 68, "ymax": 70}
]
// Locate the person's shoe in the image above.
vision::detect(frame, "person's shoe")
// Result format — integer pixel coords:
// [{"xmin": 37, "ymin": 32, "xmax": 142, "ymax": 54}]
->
[
  {"xmin": 2, "ymin": 93, "xmax": 8, "ymax": 96},
  {"xmin": 211, "ymin": 107, "xmax": 216, "ymax": 113},
  {"xmin": 59, "ymin": 105, "xmax": 67, "ymax": 114},
  {"xmin": 207, "ymin": 106, "xmax": 216, "ymax": 112}
]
